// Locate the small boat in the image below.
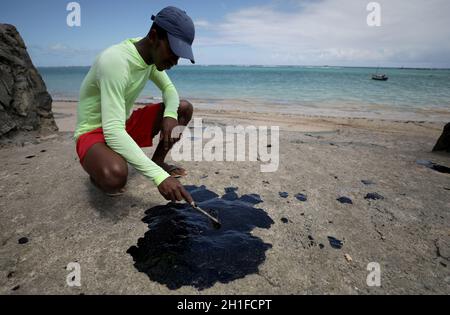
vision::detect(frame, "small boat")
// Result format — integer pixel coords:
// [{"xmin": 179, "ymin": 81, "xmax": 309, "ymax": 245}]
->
[{"xmin": 372, "ymin": 73, "xmax": 388, "ymax": 81}]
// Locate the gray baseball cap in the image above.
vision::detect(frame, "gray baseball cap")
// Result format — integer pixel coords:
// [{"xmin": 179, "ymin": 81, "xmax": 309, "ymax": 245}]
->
[{"xmin": 151, "ymin": 6, "xmax": 195, "ymax": 64}]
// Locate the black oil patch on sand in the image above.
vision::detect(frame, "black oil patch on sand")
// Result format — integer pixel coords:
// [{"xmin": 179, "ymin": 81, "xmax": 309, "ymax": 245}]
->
[
  {"xmin": 416, "ymin": 160, "xmax": 450, "ymax": 174},
  {"xmin": 127, "ymin": 186, "xmax": 274, "ymax": 290}
]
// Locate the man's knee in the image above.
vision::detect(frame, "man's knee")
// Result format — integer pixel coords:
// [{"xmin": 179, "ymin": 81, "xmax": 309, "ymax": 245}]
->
[
  {"xmin": 178, "ymin": 99, "xmax": 193, "ymax": 126},
  {"xmin": 98, "ymin": 162, "xmax": 128, "ymax": 191}
]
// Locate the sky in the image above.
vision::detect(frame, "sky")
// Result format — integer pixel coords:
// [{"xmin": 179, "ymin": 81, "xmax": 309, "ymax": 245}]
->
[{"xmin": 2, "ymin": 0, "xmax": 450, "ymax": 68}]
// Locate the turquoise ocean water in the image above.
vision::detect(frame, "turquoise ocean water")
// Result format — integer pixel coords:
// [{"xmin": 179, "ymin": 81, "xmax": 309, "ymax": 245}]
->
[{"xmin": 39, "ymin": 65, "xmax": 450, "ymax": 121}]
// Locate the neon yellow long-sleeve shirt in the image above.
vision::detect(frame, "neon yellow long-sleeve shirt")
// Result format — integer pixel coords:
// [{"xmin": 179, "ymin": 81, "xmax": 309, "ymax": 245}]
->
[{"xmin": 74, "ymin": 37, "xmax": 179, "ymax": 186}]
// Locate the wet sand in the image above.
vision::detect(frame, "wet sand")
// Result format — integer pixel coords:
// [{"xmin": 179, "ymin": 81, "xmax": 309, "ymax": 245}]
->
[{"xmin": 0, "ymin": 100, "xmax": 449, "ymax": 294}]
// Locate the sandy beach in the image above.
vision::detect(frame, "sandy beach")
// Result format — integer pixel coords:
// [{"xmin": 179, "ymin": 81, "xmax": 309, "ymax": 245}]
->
[{"xmin": 0, "ymin": 100, "xmax": 449, "ymax": 294}]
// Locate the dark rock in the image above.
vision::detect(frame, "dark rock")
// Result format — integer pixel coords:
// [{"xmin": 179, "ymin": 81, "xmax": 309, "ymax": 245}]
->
[
  {"xmin": 281, "ymin": 217, "xmax": 289, "ymax": 224},
  {"xmin": 319, "ymin": 243, "xmax": 324, "ymax": 249},
  {"xmin": 12, "ymin": 285, "xmax": 20, "ymax": 291},
  {"xmin": 361, "ymin": 180, "xmax": 375, "ymax": 185},
  {"xmin": 337, "ymin": 196, "xmax": 353, "ymax": 204},
  {"xmin": 0, "ymin": 24, "xmax": 58, "ymax": 138},
  {"xmin": 365, "ymin": 193, "xmax": 384, "ymax": 200},
  {"xmin": 433, "ymin": 123, "xmax": 450, "ymax": 152}
]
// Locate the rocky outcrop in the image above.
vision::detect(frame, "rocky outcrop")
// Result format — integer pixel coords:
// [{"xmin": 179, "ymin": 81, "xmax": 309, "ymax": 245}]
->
[
  {"xmin": 0, "ymin": 23, "xmax": 58, "ymax": 138},
  {"xmin": 433, "ymin": 123, "xmax": 450, "ymax": 152}
]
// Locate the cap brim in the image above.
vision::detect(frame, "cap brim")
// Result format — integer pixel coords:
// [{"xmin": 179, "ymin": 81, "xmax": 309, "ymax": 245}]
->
[{"xmin": 167, "ymin": 33, "xmax": 195, "ymax": 64}]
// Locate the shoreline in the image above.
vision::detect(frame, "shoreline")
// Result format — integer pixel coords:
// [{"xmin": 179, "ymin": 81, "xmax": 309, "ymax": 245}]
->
[
  {"xmin": 51, "ymin": 98, "xmax": 450, "ymax": 125},
  {"xmin": 52, "ymin": 100, "xmax": 447, "ymax": 138}
]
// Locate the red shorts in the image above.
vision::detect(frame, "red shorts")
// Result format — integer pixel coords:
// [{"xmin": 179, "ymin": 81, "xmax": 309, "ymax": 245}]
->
[{"xmin": 76, "ymin": 103, "xmax": 163, "ymax": 165}]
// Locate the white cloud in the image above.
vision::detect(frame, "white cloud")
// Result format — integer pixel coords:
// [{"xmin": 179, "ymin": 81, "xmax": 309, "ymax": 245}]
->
[
  {"xmin": 197, "ymin": 0, "xmax": 450, "ymax": 67},
  {"xmin": 194, "ymin": 19, "xmax": 211, "ymax": 29},
  {"xmin": 49, "ymin": 43, "xmax": 70, "ymax": 52}
]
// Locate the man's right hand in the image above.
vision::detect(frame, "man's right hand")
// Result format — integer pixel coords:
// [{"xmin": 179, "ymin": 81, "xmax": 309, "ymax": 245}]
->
[{"xmin": 158, "ymin": 176, "xmax": 193, "ymax": 204}]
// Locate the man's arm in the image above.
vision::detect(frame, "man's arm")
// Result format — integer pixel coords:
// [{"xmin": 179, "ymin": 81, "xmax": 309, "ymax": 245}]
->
[
  {"xmin": 150, "ymin": 67, "xmax": 180, "ymax": 119},
  {"xmin": 150, "ymin": 67, "xmax": 181, "ymax": 149},
  {"xmin": 97, "ymin": 55, "xmax": 170, "ymax": 186}
]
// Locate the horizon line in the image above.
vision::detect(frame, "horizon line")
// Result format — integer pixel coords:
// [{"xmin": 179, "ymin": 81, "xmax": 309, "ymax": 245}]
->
[{"xmin": 36, "ymin": 64, "xmax": 450, "ymax": 70}]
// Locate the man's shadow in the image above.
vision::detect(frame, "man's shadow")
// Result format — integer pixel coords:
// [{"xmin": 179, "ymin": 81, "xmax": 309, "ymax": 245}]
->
[{"xmin": 85, "ymin": 166, "xmax": 157, "ymax": 223}]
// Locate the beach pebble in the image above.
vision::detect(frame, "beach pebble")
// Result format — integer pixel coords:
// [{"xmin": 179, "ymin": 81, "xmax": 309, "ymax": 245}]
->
[
  {"xmin": 25, "ymin": 155, "xmax": 35, "ymax": 159},
  {"xmin": 337, "ymin": 197, "xmax": 353, "ymax": 204},
  {"xmin": 344, "ymin": 253, "xmax": 353, "ymax": 262},
  {"xmin": 281, "ymin": 217, "xmax": 289, "ymax": 224},
  {"xmin": 361, "ymin": 180, "xmax": 375, "ymax": 186},
  {"xmin": 295, "ymin": 193, "xmax": 307, "ymax": 202},
  {"xmin": 365, "ymin": 193, "xmax": 384, "ymax": 200}
]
